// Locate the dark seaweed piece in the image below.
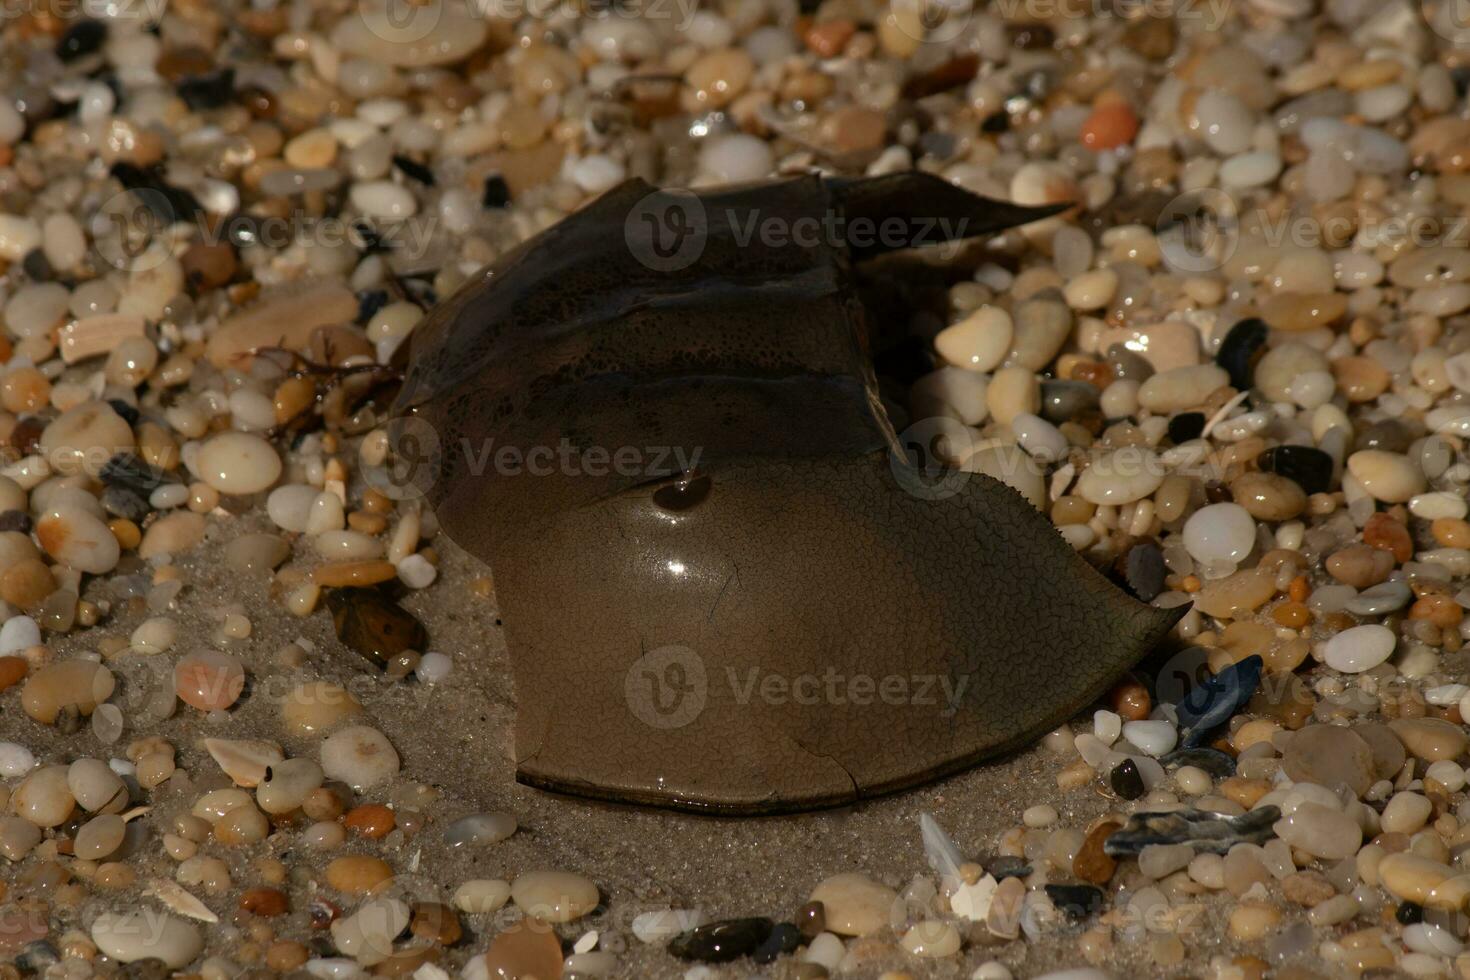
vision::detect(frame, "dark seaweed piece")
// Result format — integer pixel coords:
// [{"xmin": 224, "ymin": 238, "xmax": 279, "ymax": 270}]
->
[
  {"xmin": 1103, "ymin": 806, "xmax": 1280, "ymax": 856},
  {"xmin": 392, "ymin": 155, "xmax": 436, "ymax": 185},
  {"xmin": 1167, "ymin": 411, "xmax": 1205, "ymax": 444},
  {"xmin": 109, "ymin": 162, "xmax": 204, "ymax": 226},
  {"xmin": 1256, "ymin": 445, "xmax": 1332, "ymax": 496},
  {"xmin": 669, "ymin": 918, "xmax": 774, "ymax": 963},
  {"xmin": 1215, "ymin": 317, "xmax": 1269, "ymax": 390},
  {"xmin": 325, "ymin": 588, "xmax": 428, "ymax": 669},
  {"xmin": 176, "ymin": 68, "xmax": 236, "ymax": 110},
  {"xmin": 1124, "ymin": 542, "xmax": 1166, "ymax": 602},
  {"xmin": 1175, "ymin": 654, "xmax": 1263, "ymax": 749},
  {"xmin": 1044, "ymin": 884, "xmax": 1104, "ymax": 921},
  {"xmin": 482, "ymin": 174, "xmax": 511, "ymax": 208},
  {"xmin": 1109, "ymin": 758, "xmax": 1145, "ymax": 800},
  {"xmin": 57, "ymin": 20, "xmax": 107, "ymax": 61},
  {"xmin": 101, "ymin": 485, "xmax": 150, "ymax": 523},
  {"xmin": 751, "ymin": 923, "xmax": 802, "ymax": 964},
  {"xmin": 1160, "ymin": 747, "xmax": 1236, "ymax": 779}
]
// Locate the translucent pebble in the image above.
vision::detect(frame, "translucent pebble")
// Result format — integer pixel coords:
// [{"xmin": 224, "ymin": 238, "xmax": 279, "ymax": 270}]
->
[
  {"xmin": 91, "ymin": 703, "xmax": 124, "ymax": 744},
  {"xmin": 445, "ymin": 812, "xmax": 517, "ymax": 848},
  {"xmin": 698, "ymin": 134, "xmax": 773, "ymax": 184},
  {"xmin": 415, "ymin": 652, "xmax": 452, "ymax": 684}
]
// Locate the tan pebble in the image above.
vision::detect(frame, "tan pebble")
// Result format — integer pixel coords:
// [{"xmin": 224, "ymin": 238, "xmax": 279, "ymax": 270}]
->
[
  {"xmin": 481, "ymin": 918, "xmax": 562, "ymax": 980},
  {"xmin": 174, "ymin": 650, "xmax": 246, "ymax": 712},
  {"xmin": 1390, "ymin": 718, "xmax": 1468, "ymax": 761},
  {"xmin": 1261, "ymin": 292, "xmax": 1347, "ymax": 332},
  {"xmin": 22, "ymin": 661, "xmax": 115, "ymax": 724},
  {"xmin": 205, "ymin": 280, "xmax": 359, "ymax": 368},
  {"xmin": 312, "ymin": 560, "xmax": 398, "ymax": 587},
  {"xmin": 510, "ymin": 870, "xmax": 600, "ymax": 924},
  {"xmin": 11, "ymin": 766, "xmax": 76, "ymax": 827},
  {"xmin": 325, "ymin": 855, "xmax": 394, "ymax": 895},
  {"xmin": 1228, "ymin": 901, "xmax": 1281, "ymax": 941},
  {"xmin": 73, "ymin": 814, "xmax": 125, "ymax": 860},
  {"xmin": 280, "ymin": 681, "xmax": 364, "ymax": 737},
  {"xmin": 138, "ymin": 511, "xmax": 206, "ymax": 559},
  {"xmin": 808, "ymin": 873, "xmax": 900, "ymax": 937}
]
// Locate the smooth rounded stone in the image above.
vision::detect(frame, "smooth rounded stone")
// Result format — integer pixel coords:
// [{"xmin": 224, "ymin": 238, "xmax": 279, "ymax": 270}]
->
[
  {"xmin": 1195, "ymin": 90, "xmax": 1255, "ymax": 154},
  {"xmin": 1282, "ymin": 725, "xmax": 1375, "ymax": 797},
  {"xmin": 481, "ymin": 919, "xmax": 563, "ymax": 979},
  {"xmin": 1138, "ymin": 843, "xmax": 1193, "ymax": 879},
  {"xmin": 1137, "ymin": 364, "xmax": 1229, "ymax": 414},
  {"xmin": 267, "ymin": 485, "xmax": 319, "ymax": 532},
  {"xmin": 985, "ymin": 366, "xmax": 1040, "ymax": 427},
  {"xmin": 22, "ymin": 660, "xmax": 115, "ymax": 724},
  {"xmin": 174, "ymin": 650, "xmax": 245, "ymax": 711},
  {"xmin": 7, "ymin": 282, "xmax": 69, "ymax": 337},
  {"xmin": 130, "ymin": 616, "xmax": 178, "ymax": 654},
  {"xmin": 1273, "ymin": 802, "xmax": 1361, "ymax": 859},
  {"xmin": 1411, "ymin": 491, "xmax": 1468, "ymax": 520},
  {"xmin": 320, "ymin": 725, "xmax": 400, "ymax": 790},
  {"xmin": 1347, "ymin": 450, "xmax": 1426, "ymax": 503},
  {"xmin": 0, "ymin": 815, "xmax": 42, "ymax": 860},
  {"xmin": 331, "ymin": 897, "xmax": 410, "ymax": 966},
  {"xmin": 256, "ymin": 758, "xmax": 324, "ymax": 814},
  {"xmin": 11, "ymin": 766, "xmax": 76, "ymax": 827},
  {"xmin": 510, "ymin": 871, "xmax": 600, "ymax": 923},
  {"xmin": 445, "ymin": 812, "xmax": 517, "ymax": 848},
  {"xmin": 195, "ymin": 433, "xmax": 282, "ymax": 495},
  {"xmin": 1254, "ymin": 342, "xmax": 1330, "ymax": 402},
  {"xmin": 331, "ymin": 0, "xmax": 489, "ymax": 67},
  {"xmin": 0, "ymin": 742, "xmax": 35, "ymax": 777},
  {"xmin": 696, "ymin": 133, "xmax": 773, "ymax": 184},
  {"xmin": 900, "ymin": 920, "xmax": 961, "ymax": 958},
  {"xmin": 325, "ymin": 856, "xmax": 394, "ymax": 895},
  {"xmin": 669, "ymin": 917, "xmax": 774, "ymax": 963},
  {"xmin": 454, "ymin": 879, "xmax": 512, "ymax": 914},
  {"xmin": 40, "ymin": 402, "xmax": 134, "ymax": 477},
  {"xmin": 1343, "ymin": 581, "xmax": 1412, "ymax": 617},
  {"xmin": 1122, "ymin": 720, "xmax": 1177, "ymax": 757},
  {"xmin": 808, "ymin": 873, "xmax": 898, "ymax": 937},
  {"xmin": 206, "ymin": 281, "xmax": 358, "ymax": 368},
  {"xmin": 92, "ymin": 911, "xmax": 202, "ymax": 968},
  {"xmin": 1229, "ymin": 472, "xmax": 1306, "ymax": 521},
  {"xmin": 0, "ymin": 615, "xmax": 40, "ymax": 655},
  {"xmin": 1040, "ymin": 380, "xmax": 1099, "ymax": 424},
  {"xmin": 350, "ymin": 181, "xmax": 418, "ymax": 221},
  {"xmin": 281, "ymin": 681, "xmax": 364, "ymax": 736},
  {"xmin": 74, "ymin": 813, "xmax": 126, "ymax": 860},
  {"xmin": 225, "ymin": 533, "xmax": 290, "ymax": 575},
  {"xmin": 68, "ymin": 758, "xmax": 126, "ymax": 812},
  {"xmin": 1353, "ymin": 418, "xmax": 1417, "ymax": 455},
  {"xmin": 36, "ymin": 503, "xmax": 120, "ymax": 574},
  {"xmin": 137, "ymin": 510, "xmax": 206, "ymax": 560},
  {"xmin": 910, "ymin": 368, "xmax": 988, "ymax": 426},
  {"xmin": 1075, "ymin": 449, "xmax": 1165, "ymax": 505},
  {"xmin": 1382, "ymin": 792, "xmax": 1433, "ymax": 834},
  {"xmin": 1182, "ymin": 503, "xmax": 1255, "ymax": 567},
  {"xmin": 632, "ymin": 909, "xmax": 707, "ymax": 945},
  {"xmin": 1323, "ymin": 624, "xmax": 1396, "ymax": 673},
  {"xmin": 1390, "ymin": 718, "xmax": 1469, "ymax": 761},
  {"xmin": 1006, "ymin": 294, "xmax": 1071, "ymax": 371},
  {"xmin": 1105, "ymin": 344, "xmax": 1155, "ymax": 384},
  {"xmin": 1011, "ymin": 412, "xmax": 1068, "ymax": 462},
  {"xmin": 1380, "ymin": 853, "xmax": 1456, "ymax": 906}
]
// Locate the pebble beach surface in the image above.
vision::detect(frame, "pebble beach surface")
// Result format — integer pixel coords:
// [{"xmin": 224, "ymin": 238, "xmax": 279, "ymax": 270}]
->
[{"xmin": 3, "ymin": 0, "xmax": 1470, "ymax": 977}]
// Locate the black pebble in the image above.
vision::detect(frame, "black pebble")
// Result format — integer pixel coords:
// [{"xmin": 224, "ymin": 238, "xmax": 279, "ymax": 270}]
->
[
  {"xmin": 101, "ymin": 485, "xmax": 151, "ymax": 523},
  {"xmin": 1396, "ymin": 901, "xmax": 1425, "ymax": 925},
  {"xmin": 1214, "ymin": 317, "xmax": 1268, "ymax": 390},
  {"xmin": 1256, "ymin": 444, "xmax": 1333, "ymax": 495},
  {"xmin": 21, "ymin": 248, "xmax": 52, "ymax": 282},
  {"xmin": 109, "ymin": 162, "xmax": 204, "ymax": 225},
  {"xmin": 57, "ymin": 20, "xmax": 107, "ymax": 61},
  {"xmin": 1110, "ymin": 758, "xmax": 1145, "ymax": 800},
  {"xmin": 981, "ymin": 111, "xmax": 1010, "ymax": 133},
  {"xmin": 357, "ymin": 289, "xmax": 390, "ymax": 324},
  {"xmin": 988, "ymin": 855, "xmax": 1032, "ymax": 880},
  {"xmin": 751, "ymin": 922, "xmax": 802, "ymax": 964},
  {"xmin": 176, "ymin": 68, "xmax": 236, "ymax": 111},
  {"xmin": 0, "ymin": 510, "xmax": 32, "ymax": 534},
  {"xmin": 392, "ymin": 154, "xmax": 436, "ymax": 186},
  {"xmin": 482, "ymin": 174, "xmax": 511, "ymax": 208},
  {"xmin": 1167, "ymin": 411, "xmax": 1205, "ymax": 444},
  {"xmin": 1044, "ymin": 884, "xmax": 1104, "ymax": 920},
  {"xmin": 1124, "ymin": 542, "xmax": 1166, "ymax": 602},
  {"xmin": 669, "ymin": 918, "xmax": 774, "ymax": 963}
]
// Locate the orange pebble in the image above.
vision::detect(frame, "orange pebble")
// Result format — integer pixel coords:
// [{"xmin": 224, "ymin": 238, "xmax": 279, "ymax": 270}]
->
[
  {"xmin": 174, "ymin": 650, "xmax": 246, "ymax": 711},
  {"xmin": 1288, "ymin": 575, "xmax": 1310, "ymax": 603},
  {"xmin": 1181, "ymin": 575, "xmax": 1202, "ymax": 593},
  {"xmin": 343, "ymin": 804, "xmax": 396, "ymax": 839},
  {"xmin": 1271, "ymin": 601, "xmax": 1311, "ymax": 629},
  {"xmin": 1109, "ymin": 676, "xmax": 1151, "ymax": 721},
  {"xmin": 1080, "ymin": 101, "xmax": 1139, "ymax": 151}
]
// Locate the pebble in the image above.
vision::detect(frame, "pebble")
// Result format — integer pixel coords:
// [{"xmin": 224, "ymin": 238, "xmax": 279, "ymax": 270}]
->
[
  {"xmin": 670, "ymin": 918, "xmax": 773, "ymax": 963},
  {"xmin": 331, "ymin": 897, "xmax": 410, "ymax": 966},
  {"xmin": 1137, "ymin": 364, "xmax": 1229, "ymax": 413},
  {"xmin": 1075, "ymin": 449, "xmax": 1165, "ymax": 504},
  {"xmin": 11, "ymin": 766, "xmax": 76, "ymax": 827},
  {"xmin": 326, "ymin": 588, "xmax": 428, "ymax": 669},
  {"xmin": 1273, "ymin": 802, "xmax": 1361, "ymax": 859},
  {"xmin": 196, "ymin": 433, "xmax": 282, "ymax": 495},
  {"xmin": 1282, "ymin": 724, "xmax": 1375, "ymax": 797},
  {"xmin": 74, "ymin": 813, "xmax": 126, "ymax": 859},
  {"xmin": 281, "ymin": 681, "xmax": 364, "ymax": 736},
  {"xmin": 139, "ymin": 511, "xmax": 207, "ymax": 558},
  {"xmin": 454, "ymin": 879, "xmax": 512, "ymax": 914},
  {"xmin": 174, "ymin": 651, "xmax": 246, "ymax": 712},
  {"xmin": 325, "ymin": 855, "xmax": 394, "ymax": 895},
  {"xmin": 1346, "ymin": 450, "xmax": 1426, "ymax": 503},
  {"xmin": 256, "ymin": 758, "xmax": 325, "ymax": 814},
  {"xmin": 1389, "ymin": 718, "xmax": 1468, "ymax": 761},
  {"xmin": 808, "ymin": 874, "xmax": 898, "ymax": 937},
  {"xmin": 1181, "ymin": 503, "xmax": 1255, "ymax": 567},
  {"xmin": 320, "ymin": 725, "xmax": 400, "ymax": 789},
  {"xmin": 481, "ymin": 919, "xmax": 563, "ymax": 979},
  {"xmin": 445, "ymin": 812, "xmax": 517, "ymax": 848},
  {"xmin": 0, "ymin": 741, "xmax": 36, "ymax": 777},
  {"xmin": 510, "ymin": 871, "xmax": 600, "ymax": 923},
  {"xmin": 1323, "ymin": 624, "xmax": 1396, "ymax": 673},
  {"xmin": 68, "ymin": 758, "xmax": 126, "ymax": 811},
  {"xmin": 91, "ymin": 912, "xmax": 202, "ymax": 969},
  {"xmin": 1121, "ymin": 721, "xmax": 1177, "ymax": 757},
  {"xmin": 330, "ymin": 0, "xmax": 489, "ymax": 67},
  {"xmin": 21, "ymin": 660, "xmax": 115, "ymax": 724},
  {"xmin": 36, "ymin": 503, "xmax": 120, "ymax": 574}
]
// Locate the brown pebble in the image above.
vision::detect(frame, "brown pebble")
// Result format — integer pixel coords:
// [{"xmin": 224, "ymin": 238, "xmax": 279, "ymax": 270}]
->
[
  {"xmin": 313, "ymin": 561, "xmax": 398, "ymax": 587},
  {"xmin": 1108, "ymin": 677, "xmax": 1150, "ymax": 721},
  {"xmin": 797, "ymin": 900, "xmax": 826, "ymax": 939},
  {"xmin": 324, "ymin": 856, "xmax": 394, "ymax": 895},
  {"xmin": 1363, "ymin": 513, "xmax": 1412, "ymax": 563},
  {"xmin": 482, "ymin": 918, "xmax": 562, "ymax": 980},
  {"xmin": 265, "ymin": 941, "xmax": 309, "ymax": 971},
  {"xmin": 410, "ymin": 902, "xmax": 463, "ymax": 946},
  {"xmin": 240, "ymin": 887, "xmax": 289, "ymax": 917},
  {"xmin": 343, "ymin": 804, "xmax": 396, "ymax": 839},
  {"xmin": 0, "ymin": 656, "xmax": 27, "ymax": 692},
  {"xmin": 1326, "ymin": 544, "xmax": 1394, "ymax": 588},
  {"xmin": 1074, "ymin": 820, "xmax": 1121, "ymax": 884},
  {"xmin": 181, "ymin": 241, "xmax": 238, "ymax": 291}
]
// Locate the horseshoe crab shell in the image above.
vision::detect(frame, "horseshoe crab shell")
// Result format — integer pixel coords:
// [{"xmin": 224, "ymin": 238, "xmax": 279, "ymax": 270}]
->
[{"xmin": 391, "ymin": 173, "xmax": 1183, "ymax": 814}]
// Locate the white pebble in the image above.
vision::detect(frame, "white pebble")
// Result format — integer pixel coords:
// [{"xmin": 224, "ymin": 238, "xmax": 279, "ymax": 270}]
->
[
  {"xmin": 1122, "ymin": 720, "xmax": 1178, "ymax": 757},
  {"xmin": 1323, "ymin": 624, "xmax": 1396, "ymax": 674},
  {"xmin": 1182, "ymin": 502, "xmax": 1256, "ymax": 567},
  {"xmin": 397, "ymin": 553, "xmax": 437, "ymax": 589},
  {"xmin": 0, "ymin": 615, "xmax": 40, "ymax": 655}
]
